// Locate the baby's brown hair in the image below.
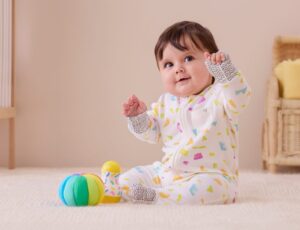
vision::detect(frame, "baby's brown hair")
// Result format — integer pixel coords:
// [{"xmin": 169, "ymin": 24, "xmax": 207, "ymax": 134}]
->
[{"xmin": 154, "ymin": 21, "xmax": 218, "ymax": 63}]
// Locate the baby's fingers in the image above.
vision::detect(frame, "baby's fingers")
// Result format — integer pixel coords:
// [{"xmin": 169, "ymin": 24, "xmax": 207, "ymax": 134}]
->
[
  {"xmin": 216, "ymin": 52, "xmax": 225, "ymax": 63},
  {"xmin": 123, "ymin": 102, "xmax": 129, "ymax": 110},
  {"xmin": 132, "ymin": 94, "xmax": 138, "ymax": 101},
  {"xmin": 128, "ymin": 94, "xmax": 138, "ymax": 106},
  {"xmin": 128, "ymin": 103, "xmax": 138, "ymax": 115},
  {"xmin": 215, "ymin": 53, "xmax": 223, "ymax": 64},
  {"xmin": 122, "ymin": 103, "xmax": 130, "ymax": 115},
  {"xmin": 209, "ymin": 53, "xmax": 216, "ymax": 64},
  {"xmin": 208, "ymin": 52, "xmax": 226, "ymax": 64}
]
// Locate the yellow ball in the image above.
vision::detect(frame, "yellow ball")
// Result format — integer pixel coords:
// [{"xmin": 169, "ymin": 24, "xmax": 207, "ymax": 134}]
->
[{"xmin": 101, "ymin": 161, "xmax": 121, "ymax": 174}]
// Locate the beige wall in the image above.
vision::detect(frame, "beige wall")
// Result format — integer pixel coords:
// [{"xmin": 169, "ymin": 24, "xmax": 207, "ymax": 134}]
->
[{"xmin": 1, "ymin": 0, "xmax": 300, "ymax": 169}]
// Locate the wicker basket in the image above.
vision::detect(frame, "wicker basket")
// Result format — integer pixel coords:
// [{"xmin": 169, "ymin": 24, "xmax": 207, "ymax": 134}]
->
[
  {"xmin": 262, "ymin": 36, "xmax": 300, "ymax": 172},
  {"xmin": 273, "ymin": 36, "xmax": 300, "ymax": 67},
  {"xmin": 278, "ymin": 110, "xmax": 300, "ymax": 155}
]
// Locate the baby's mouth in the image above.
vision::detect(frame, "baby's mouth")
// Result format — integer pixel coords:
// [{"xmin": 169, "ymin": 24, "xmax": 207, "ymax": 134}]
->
[{"xmin": 177, "ymin": 77, "xmax": 191, "ymax": 83}]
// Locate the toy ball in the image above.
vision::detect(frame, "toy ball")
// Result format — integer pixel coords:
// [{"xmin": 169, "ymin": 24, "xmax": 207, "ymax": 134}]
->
[{"xmin": 58, "ymin": 173, "xmax": 105, "ymax": 206}]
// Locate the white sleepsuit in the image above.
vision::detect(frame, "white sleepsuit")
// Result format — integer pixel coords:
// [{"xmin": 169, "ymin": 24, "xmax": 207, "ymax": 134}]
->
[{"xmin": 119, "ymin": 59, "xmax": 251, "ymax": 205}]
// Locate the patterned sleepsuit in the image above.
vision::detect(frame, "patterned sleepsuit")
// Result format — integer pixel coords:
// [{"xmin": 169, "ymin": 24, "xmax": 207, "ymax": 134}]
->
[{"xmin": 119, "ymin": 57, "xmax": 251, "ymax": 205}]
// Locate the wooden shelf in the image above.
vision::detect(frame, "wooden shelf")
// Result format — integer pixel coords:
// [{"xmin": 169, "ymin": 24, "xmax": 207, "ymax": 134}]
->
[{"xmin": 0, "ymin": 107, "xmax": 16, "ymax": 119}]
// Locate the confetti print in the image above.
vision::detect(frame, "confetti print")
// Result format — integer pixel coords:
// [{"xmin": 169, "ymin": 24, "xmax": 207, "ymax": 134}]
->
[
  {"xmin": 194, "ymin": 153, "xmax": 203, "ymax": 160},
  {"xmin": 189, "ymin": 184, "xmax": 198, "ymax": 196}
]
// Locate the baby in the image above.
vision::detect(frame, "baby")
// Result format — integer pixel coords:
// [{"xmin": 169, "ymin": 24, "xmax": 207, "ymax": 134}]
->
[{"xmin": 120, "ymin": 21, "xmax": 251, "ymax": 205}]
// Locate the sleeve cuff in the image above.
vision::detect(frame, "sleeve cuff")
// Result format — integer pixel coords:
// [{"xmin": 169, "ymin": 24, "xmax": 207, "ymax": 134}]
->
[{"xmin": 128, "ymin": 112, "xmax": 150, "ymax": 134}]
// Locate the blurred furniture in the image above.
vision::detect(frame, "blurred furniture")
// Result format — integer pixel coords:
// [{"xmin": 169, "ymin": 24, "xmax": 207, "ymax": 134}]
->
[
  {"xmin": 262, "ymin": 36, "xmax": 300, "ymax": 172},
  {"xmin": 0, "ymin": 0, "xmax": 15, "ymax": 169}
]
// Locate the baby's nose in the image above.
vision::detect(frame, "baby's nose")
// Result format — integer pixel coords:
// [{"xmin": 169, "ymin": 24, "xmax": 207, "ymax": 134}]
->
[{"xmin": 176, "ymin": 67, "xmax": 184, "ymax": 74}]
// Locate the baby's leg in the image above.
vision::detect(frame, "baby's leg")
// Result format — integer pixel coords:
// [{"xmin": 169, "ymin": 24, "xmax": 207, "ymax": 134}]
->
[
  {"xmin": 154, "ymin": 173, "xmax": 237, "ymax": 205},
  {"xmin": 119, "ymin": 163, "xmax": 161, "ymax": 202}
]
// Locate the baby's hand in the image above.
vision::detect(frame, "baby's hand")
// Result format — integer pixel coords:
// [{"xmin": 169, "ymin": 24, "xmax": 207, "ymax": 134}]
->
[
  {"xmin": 204, "ymin": 51, "xmax": 226, "ymax": 64},
  {"xmin": 122, "ymin": 94, "xmax": 147, "ymax": 117},
  {"xmin": 204, "ymin": 51, "xmax": 238, "ymax": 83}
]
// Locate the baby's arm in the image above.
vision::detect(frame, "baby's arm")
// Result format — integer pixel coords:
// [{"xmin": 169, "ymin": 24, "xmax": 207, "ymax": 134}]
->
[
  {"xmin": 122, "ymin": 95, "xmax": 161, "ymax": 144},
  {"xmin": 205, "ymin": 52, "xmax": 252, "ymax": 119}
]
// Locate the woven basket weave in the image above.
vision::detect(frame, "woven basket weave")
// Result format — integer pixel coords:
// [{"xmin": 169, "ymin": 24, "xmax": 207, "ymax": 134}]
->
[
  {"xmin": 278, "ymin": 109, "xmax": 300, "ymax": 157},
  {"xmin": 273, "ymin": 36, "xmax": 300, "ymax": 67}
]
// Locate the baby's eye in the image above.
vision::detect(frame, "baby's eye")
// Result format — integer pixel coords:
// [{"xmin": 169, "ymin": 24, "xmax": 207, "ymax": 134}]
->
[
  {"xmin": 164, "ymin": 62, "xmax": 173, "ymax": 68},
  {"xmin": 184, "ymin": 55, "xmax": 194, "ymax": 62}
]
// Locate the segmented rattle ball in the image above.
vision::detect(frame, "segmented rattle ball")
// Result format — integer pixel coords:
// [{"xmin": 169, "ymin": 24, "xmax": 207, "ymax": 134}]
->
[{"xmin": 58, "ymin": 173, "xmax": 105, "ymax": 206}]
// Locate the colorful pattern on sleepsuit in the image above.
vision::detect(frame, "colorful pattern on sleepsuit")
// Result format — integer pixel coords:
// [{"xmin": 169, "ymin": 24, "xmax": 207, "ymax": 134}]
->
[{"xmin": 120, "ymin": 72, "xmax": 251, "ymax": 204}]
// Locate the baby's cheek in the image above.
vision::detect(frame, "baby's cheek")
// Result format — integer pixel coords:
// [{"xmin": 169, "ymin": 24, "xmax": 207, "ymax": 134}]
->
[{"xmin": 162, "ymin": 78, "xmax": 173, "ymax": 89}]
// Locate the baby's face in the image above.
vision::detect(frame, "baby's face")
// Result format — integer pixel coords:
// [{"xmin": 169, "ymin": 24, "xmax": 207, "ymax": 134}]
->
[{"xmin": 158, "ymin": 39, "xmax": 213, "ymax": 97}]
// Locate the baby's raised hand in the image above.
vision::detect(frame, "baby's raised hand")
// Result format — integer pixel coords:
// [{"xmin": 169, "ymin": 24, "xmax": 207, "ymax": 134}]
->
[
  {"xmin": 122, "ymin": 95, "xmax": 147, "ymax": 117},
  {"xmin": 204, "ymin": 51, "xmax": 238, "ymax": 83}
]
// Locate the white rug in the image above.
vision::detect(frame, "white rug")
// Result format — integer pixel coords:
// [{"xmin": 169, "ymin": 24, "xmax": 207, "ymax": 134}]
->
[{"xmin": 1, "ymin": 168, "xmax": 300, "ymax": 230}]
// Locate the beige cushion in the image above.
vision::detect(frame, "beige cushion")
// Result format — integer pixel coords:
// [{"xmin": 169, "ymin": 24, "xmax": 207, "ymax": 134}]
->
[{"xmin": 275, "ymin": 59, "xmax": 300, "ymax": 99}]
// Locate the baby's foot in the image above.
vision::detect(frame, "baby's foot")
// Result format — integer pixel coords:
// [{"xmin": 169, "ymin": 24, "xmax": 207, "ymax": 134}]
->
[{"xmin": 129, "ymin": 184, "xmax": 157, "ymax": 204}]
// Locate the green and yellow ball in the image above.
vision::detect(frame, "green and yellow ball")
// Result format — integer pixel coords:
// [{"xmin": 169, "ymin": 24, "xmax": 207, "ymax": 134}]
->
[{"xmin": 58, "ymin": 173, "xmax": 105, "ymax": 206}]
